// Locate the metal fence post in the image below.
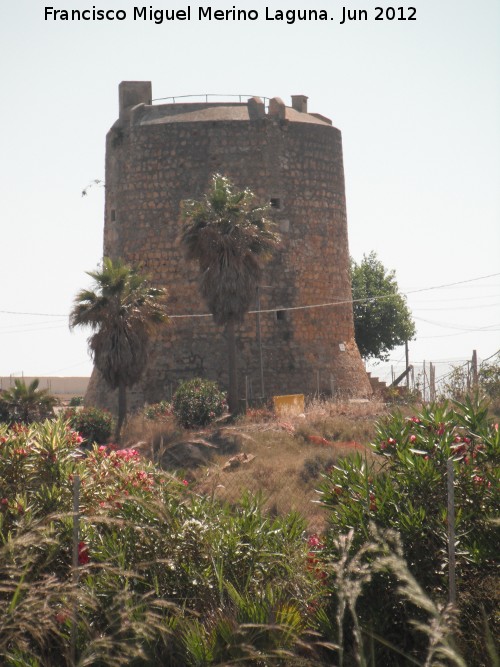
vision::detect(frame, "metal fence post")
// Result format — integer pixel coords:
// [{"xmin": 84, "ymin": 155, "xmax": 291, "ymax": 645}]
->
[
  {"xmin": 447, "ymin": 460, "xmax": 457, "ymax": 605},
  {"xmin": 71, "ymin": 475, "xmax": 81, "ymax": 665}
]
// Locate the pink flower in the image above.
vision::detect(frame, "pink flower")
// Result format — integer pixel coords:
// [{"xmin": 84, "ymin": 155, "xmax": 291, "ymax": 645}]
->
[
  {"xmin": 78, "ymin": 541, "xmax": 90, "ymax": 565},
  {"xmin": 306, "ymin": 537, "xmax": 326, "ymax": 581},
  {"xmin": 409, "ymin": 435, "xmax": 416, "ymax": 443},
  {"xmin": 115, "ymin": 448, "xmax": 140, "ymax": 461},
  {"xmin": 307, "ymin": 534, "xmax": 323, "ymax": 549},
  {"xmin": 55, "ymin": 610, "xmax": 69, "ymax": 625},
  {"xmin": 14, "ymin": 448, "xmax": 28, "ymax": 456},
  {"xmin": 182, "ymin": 479, "xmax": 189, "ymax": 486},
  {"xmin": 473, "ymin": 475, "xmax": 491, "ymax": 488}
]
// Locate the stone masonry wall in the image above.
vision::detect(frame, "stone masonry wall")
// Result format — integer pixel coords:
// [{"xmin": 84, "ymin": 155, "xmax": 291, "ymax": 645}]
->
[{"xmin": 85, "ymin": 84, "xmax": 372, "ymax": 412}]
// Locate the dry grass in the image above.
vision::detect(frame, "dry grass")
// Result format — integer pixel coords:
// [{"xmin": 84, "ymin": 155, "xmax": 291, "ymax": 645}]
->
[{"xmin": 122, "ymin": 398, "xmax": 390, "ymax": 533}]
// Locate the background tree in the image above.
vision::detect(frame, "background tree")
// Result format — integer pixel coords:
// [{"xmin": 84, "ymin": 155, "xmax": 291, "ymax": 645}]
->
[
  {"xmin": 181, "ymin": 174, "xmax": 280, "ymax": 413},
  {"xmin": 350, "ymin": 251, "xmax": 416, "ymax": 362},
  {"xmin": 70, "ymin": 257, "xmax": 168, "ymax": 441},
  {"xmin": 0, "ymin": 378, "xmax": 57, "ymax": 424}
]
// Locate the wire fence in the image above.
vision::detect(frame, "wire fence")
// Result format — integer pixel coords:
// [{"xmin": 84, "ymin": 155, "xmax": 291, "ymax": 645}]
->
[{"xmin": 367, "ymin": 348, "xmax": 499, "ymax": 402}]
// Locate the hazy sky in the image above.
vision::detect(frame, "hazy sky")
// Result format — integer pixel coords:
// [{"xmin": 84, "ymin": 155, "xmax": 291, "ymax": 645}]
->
[{"xmin": 1, "ymin": 0, "xmax": 499, "ymax": 386}]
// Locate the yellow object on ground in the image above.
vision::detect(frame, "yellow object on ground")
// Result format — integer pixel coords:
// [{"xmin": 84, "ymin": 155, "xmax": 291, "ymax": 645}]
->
[{"xmin": 273, "ymin": 394, "xmax": 305, "ymax": 416}]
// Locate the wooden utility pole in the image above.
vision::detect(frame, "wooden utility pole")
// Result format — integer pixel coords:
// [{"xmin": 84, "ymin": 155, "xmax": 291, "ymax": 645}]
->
[
  {"xmin": 430, "ymin": 363, "xmax": 436, "ymax": 402},
  {"xmin": 471, "ymin": 350, "xmax": 478, "ymax": 390},
  {"xmin": 405, "ymin": 340, "xmax": 410, "ymax": 389},
  {"xmin": 423, "ymin": 361, "xmax": 426, "ymax": 402}
]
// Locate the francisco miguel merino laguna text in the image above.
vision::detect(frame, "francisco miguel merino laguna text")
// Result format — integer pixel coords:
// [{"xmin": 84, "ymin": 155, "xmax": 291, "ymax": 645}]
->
[{"xmin": 44, "ymin": 6, "xmax": 331, "ymax": 24}]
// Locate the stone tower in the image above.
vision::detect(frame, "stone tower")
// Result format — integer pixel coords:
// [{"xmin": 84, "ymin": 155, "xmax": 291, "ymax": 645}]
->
[{"xmin": 86, "ymin": 81, "xmax": 372, "ymax": 410}]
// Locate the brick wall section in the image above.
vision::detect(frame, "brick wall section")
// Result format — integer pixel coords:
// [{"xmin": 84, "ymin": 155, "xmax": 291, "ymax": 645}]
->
[{"xmin": 86, "ymin": 84, "xmax": 372, "ymax": 412}]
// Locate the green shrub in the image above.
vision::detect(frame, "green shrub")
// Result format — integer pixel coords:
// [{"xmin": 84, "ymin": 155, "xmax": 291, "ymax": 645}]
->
[
  {"xmin": 144, "ymin": 400, "xmax": 173, "ymax": 421},
  {"xmin": 64, "ymin": 406, "xmax": 114, "ymax": 445},
  {"xmin": 300, "ymin": 454, "xmax": 337, "ymax": 483},
  {"xmin": 0, "ymin": 419, "xmax": 178, "ymax": 664},
  {"xmin": 173, "ymin": 378, "xmax": 227, "ymax": 428},
  {"xmin": 0, "ymin": 419, "xmax": 317, "ymax": 666},
  {"xmin": 69, "ymin": 395, "xmax": 84, "ymax": 407},
  {"xmin": 1, "ymin": 414, "xmax": 492, "ymax": 666},
  {"xmin": 0, "ymin": 420, "xmax": 81, "ymax": 524},
  {"xmin": 318, "ymin": 396, "xmax": 499, "ymax": 665}
]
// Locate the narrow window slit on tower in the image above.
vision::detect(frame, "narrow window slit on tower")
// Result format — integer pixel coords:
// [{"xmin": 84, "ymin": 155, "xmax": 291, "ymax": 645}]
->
[
  {"xmin": 270, "ymin": 198, "xmax": 281, "ymax": 209},
  {"xmin": 111, "ymin": 209, "xmax": 116, "ymax": 222},
  {"xmin": 276, "ymin": 310, "xmax": 286, "ymax": 322}
]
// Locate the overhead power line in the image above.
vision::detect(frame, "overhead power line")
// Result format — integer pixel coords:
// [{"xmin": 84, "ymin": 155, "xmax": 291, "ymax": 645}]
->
[
  {"xmin": 419, "ymin": 328, "xmax": 500, "ymax": 340},
  {"xmin": 413, "ymin": 316, "xmax": 500, "ymax": 332},
  {"xmin": 1, "ymin": 271, "xmax": 499, "ymax": 319},
  {"xmin": 0, "ymin": 309, "xmax": 68, "ymax": 318},
  {"xmin": 402, "ymin": 272, "xmax": 500, "ymax": 295},
  {"xmin": 0, "ymin": 325, "xmax": 68, "ymax": 335},
  {"xmin": 413, "ymin": 301, "xmax": 500, "ymax": 312}
]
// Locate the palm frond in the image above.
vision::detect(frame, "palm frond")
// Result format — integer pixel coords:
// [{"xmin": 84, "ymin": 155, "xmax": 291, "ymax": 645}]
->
[
  {"xmin": 180, "ymin": 173, "xmax": 281, "ymax": 325},
  {"xmin": 69, "ymin": 257, "xmax": 169, "ymax": 388}
]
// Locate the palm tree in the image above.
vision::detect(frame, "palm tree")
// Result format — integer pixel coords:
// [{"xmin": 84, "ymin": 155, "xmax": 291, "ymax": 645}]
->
[
  {"xmin": 181, "ymin": 174, "xmax": 280, "ymax": 413},
  {"xmin": 70, "ymin": 257, "xmax": 168, "ymax": 441},
  {"xmin": 0, "ymin": 378, "xmax": 57, "ymax": 424}
]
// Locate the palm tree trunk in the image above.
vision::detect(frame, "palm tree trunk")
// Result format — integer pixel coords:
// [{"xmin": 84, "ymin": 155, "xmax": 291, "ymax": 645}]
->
[
  {"xmin": 115, "ymin": 382, "xmax": 127, "ymax": 442},
  {"xmin": 226, "ymin": 320, "xmax": 239, "ymax": 414}
]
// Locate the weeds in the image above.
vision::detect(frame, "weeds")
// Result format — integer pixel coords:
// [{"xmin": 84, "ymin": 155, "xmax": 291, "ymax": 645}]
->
[{"xmin": 1, "ymin": 397, "xmax": 495, "ymax": 665}]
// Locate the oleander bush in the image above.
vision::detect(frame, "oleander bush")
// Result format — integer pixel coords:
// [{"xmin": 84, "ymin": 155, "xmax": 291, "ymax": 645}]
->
[
  {"xmin": 0, "ymin": 402, "xmax": 497, "ymax": 666},
  {"xmin": 64, "ymin": 405, "xmax": 114, "ymax": 445},
  {"xmin": 144, "ymin": 399, "xmax": 173, "ymax": 421},
  {"xmin": 318, "ymin": 395, "xmax": 499, "ymax": 665},
  {"xmin": 172, "ymin": 378, "xmax": 227, "ymax": 428},
  {"xmin": 69, "ymin": 395, "xmax": 84, "ymax": 407},
  {"xmin": 0, "ymin": 418, "xmax": 321, "ymax": 666}
]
